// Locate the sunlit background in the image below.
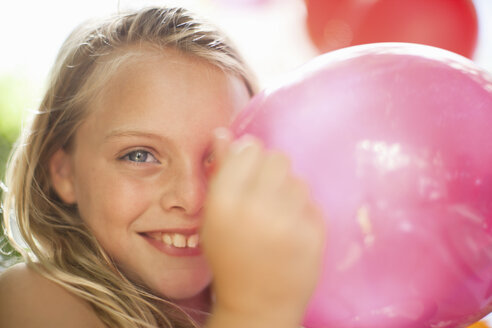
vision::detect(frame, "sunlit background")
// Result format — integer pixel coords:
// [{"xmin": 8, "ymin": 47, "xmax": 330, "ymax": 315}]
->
[
  {"xmin": 1, "ymin": 0, "xmax": 491, "ymax": 100},
  {"xmin": 1, "ymin": 0, "xmax": 491, "ymax": 324}
]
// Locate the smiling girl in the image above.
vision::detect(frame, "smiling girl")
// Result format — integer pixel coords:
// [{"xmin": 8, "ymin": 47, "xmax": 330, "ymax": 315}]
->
[{"xmin": 0, "ymin": 6, "xmax": 325, "ymax": 328}]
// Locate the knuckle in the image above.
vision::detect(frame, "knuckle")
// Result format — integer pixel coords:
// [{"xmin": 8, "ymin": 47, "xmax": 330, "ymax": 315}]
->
[
  {"xmin": 269, "ymin": 150, "xmax": 291, "ymax": 166},
  {"xmin": 206, "ymin": 191, "xmax": 237, "ymax": 217}
]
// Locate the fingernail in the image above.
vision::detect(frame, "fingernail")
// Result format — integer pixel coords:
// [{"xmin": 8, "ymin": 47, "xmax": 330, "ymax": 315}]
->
[
  {"xmin": 213, "ymin": 127, "xmax": 231, "ymax": 140},
  {"xmin": 231, "ymin": 135, "xmax": 259, "ymax": 153}
]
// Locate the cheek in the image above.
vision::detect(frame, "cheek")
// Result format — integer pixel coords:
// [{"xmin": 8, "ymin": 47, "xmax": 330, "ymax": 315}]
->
[{"xmin": 74, "ymin": 162, "xmax": 152, "ymax": 246}]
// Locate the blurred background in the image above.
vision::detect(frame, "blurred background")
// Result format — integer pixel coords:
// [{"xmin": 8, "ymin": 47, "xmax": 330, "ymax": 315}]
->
[{"xmin": 0, "ymin": 0, "xmax": 491, "ymax": 324}]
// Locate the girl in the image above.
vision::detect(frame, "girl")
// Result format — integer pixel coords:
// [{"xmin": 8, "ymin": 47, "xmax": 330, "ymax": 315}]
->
[{"xmin": 0, "ymin": 6, "xmax": 325, "ymax": 328}]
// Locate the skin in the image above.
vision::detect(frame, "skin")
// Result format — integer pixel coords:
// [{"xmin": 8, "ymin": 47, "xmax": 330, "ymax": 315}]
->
[
  {"xmin": 0, "ymin": 263, "xmax": 106, "ymax": 328},
  {"xmin": 51, "ymin": 48, "xmax": 250, "ymax": 308},
  {"xmin": 203, "ymin": 131, "xmax": 326, "ymax": 328},
  {"xmin": 0, "ymin": 47, "xmax": 325, "ymax": 328}
]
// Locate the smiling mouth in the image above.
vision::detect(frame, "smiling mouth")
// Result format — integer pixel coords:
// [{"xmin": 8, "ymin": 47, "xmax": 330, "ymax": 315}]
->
[{"xmin": 144, "ymin": 231, "xmax": 200, "ymax": 249}]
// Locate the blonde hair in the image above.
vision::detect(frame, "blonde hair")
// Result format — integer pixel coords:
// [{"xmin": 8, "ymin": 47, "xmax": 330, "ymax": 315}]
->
[{"xmin": 2, "ymin": 6, "xmax": 256, "ymax": 328}]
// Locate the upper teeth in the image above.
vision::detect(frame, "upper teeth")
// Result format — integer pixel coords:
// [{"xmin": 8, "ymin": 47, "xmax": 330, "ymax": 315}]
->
[{"xmin": 162, "ymin": 233, "xmax": 199, "ymax": 248}]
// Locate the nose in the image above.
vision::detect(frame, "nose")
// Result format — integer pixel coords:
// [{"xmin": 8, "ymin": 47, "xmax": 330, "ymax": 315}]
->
[{"xmin": 159, "ymin": 161, "xmax": 207, "ymax": 217}]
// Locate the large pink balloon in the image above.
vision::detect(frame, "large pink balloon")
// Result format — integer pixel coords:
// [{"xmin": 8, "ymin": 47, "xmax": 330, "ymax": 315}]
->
[{"xmin": 231, "ymin": 43, "xmax": 492, "ymax": 328}]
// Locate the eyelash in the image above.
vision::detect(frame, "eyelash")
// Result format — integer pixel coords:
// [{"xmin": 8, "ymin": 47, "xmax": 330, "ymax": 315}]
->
[
  {"xmin": 119, "ymin": 149, "xmax": 160, "ymax": 164},
  {"xmin": 118, "ymin": 149, "xmax": 216, "ymax": 167}
]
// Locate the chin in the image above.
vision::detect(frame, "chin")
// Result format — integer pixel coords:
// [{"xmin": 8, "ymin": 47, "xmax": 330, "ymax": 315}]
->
[{"xmin": 155, "ymin": 272, "xmax": 212, "ymax": 302}]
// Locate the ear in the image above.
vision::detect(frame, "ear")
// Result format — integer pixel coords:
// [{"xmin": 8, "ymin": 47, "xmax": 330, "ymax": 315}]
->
[{"xmin": 49, "ymin": 149, "xmax": 76, "ymax": 204}]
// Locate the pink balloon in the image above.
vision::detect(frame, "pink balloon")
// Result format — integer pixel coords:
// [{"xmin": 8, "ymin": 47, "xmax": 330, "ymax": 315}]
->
[{"xmin": 232, "ymin": 43, "xmax": 492, "ymax": 328}]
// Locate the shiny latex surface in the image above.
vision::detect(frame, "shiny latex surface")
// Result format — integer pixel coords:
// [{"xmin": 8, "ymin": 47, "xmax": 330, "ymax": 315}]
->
[
  {"xmin": 305, "ymin": 0, "xmax": 478, "ymax": 59},
  {"xmin": 232, "ymin": 43, "xmax": 492, "ymax": 328}
]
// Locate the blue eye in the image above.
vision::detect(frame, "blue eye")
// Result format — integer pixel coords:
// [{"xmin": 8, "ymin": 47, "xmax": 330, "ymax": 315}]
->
[{"xmin": 121, "ymin": 150, "xmax": 158, "ymax": 163}]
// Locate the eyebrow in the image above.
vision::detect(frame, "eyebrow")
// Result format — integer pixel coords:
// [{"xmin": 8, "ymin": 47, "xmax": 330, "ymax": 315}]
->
[{"xmin": 104, "ymin": 129, "xmax": 168, "ymax": 142}]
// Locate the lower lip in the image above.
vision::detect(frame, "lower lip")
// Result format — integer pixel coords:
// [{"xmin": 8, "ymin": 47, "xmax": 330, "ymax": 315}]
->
[{"xmin": 142, "ymin": 234, "xmax": 203, "ymax": 257}]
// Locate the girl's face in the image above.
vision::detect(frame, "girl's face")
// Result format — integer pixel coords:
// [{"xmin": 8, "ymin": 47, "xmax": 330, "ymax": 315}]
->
[{"xmin": 58, "ymin": 49, "xmax": 250, "ymax": 303}]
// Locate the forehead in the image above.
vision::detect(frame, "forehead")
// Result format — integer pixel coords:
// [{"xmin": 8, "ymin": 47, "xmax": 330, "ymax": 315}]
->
[{"xmin": 80, "ymin": 47, "xmax": 249, "ymax": 145}]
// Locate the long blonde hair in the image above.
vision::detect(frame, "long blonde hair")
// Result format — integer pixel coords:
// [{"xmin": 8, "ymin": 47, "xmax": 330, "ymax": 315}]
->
[{"xmin": 2, "ymin": 6, "xmax": 256, "ymax": 328}]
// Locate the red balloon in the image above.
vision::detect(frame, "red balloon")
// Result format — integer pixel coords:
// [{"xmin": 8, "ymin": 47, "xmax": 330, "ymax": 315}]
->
[
  {"xmin": 232, "ymin": 43, "xmax": 492, "ymax": 328},
  {"xmin": 305, "ymin": 0, "xmax": 479, "ymax": 58}
]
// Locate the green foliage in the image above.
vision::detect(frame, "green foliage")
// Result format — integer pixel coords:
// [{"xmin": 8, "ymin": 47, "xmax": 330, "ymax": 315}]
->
[
  {"xmin": 0, "ymin": 74, "xmax": 38, "ymax": 267},
  {"xmin": 0, "ymin": 74, "xmax": 34, "ymax": 179}
]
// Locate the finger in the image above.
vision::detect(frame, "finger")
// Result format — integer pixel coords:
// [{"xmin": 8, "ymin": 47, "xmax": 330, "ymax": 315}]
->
[
  {"xmin": 285, "ymin": 177, "xmax": 311, "ymax": 215},
  {"xmin": 211, "ymin": 135, "xmax": 264, "ymax": 195},
  {"xmin": 212, "ymin": 127, "xmax": 233, "ymax": 168},
  {"xmin": 254, "ymin": 151, "xmax": 291, "ymax": 194}
]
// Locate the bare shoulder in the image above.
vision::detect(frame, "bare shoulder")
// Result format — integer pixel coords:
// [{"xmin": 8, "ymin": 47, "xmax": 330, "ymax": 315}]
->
[{"xmin": 0, "ymin": 262, "xmax": 106, "ymax": 328}]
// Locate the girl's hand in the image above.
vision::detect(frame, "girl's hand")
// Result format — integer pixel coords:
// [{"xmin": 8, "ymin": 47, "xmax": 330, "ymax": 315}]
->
[{"xmin": 202, "ymin": 128, "xmax": 326, "ymax": 328}]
